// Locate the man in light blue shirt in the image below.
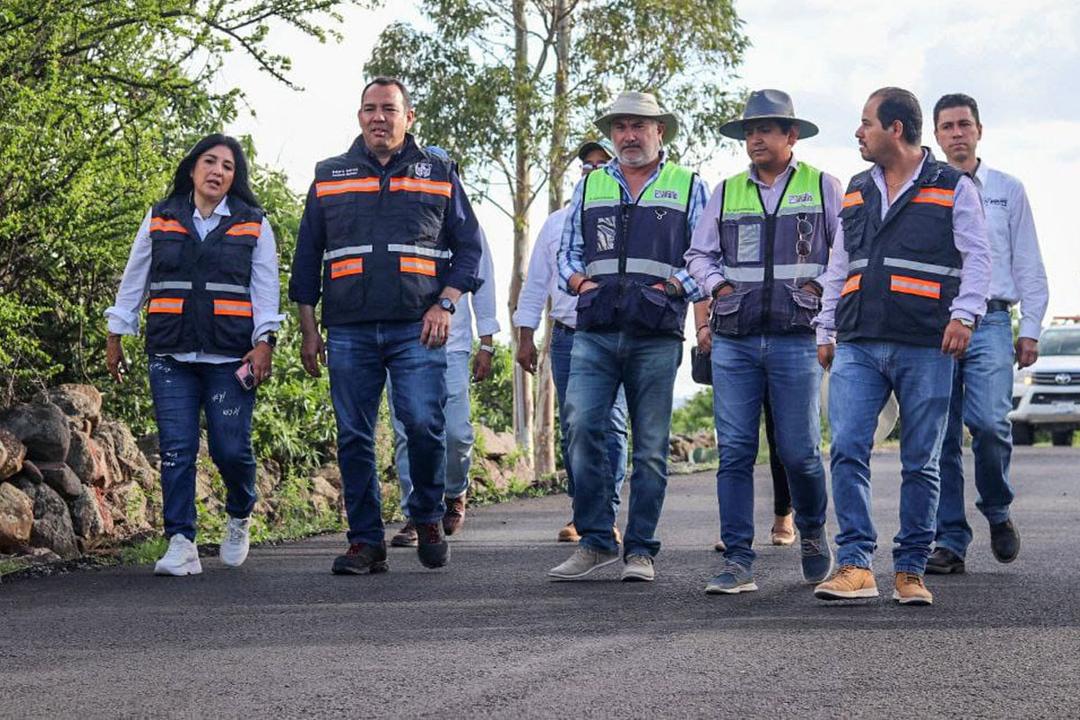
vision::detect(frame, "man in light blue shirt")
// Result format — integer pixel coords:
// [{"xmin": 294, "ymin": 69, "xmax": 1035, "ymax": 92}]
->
[{"xmin": 927, "ymin": 93, "xmax": 1049, "ymax": 574}]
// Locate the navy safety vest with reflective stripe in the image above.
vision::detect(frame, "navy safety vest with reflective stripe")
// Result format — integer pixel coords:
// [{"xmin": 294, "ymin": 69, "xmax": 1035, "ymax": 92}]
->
[
  {"xmin": 835, "ymin": 149, "xmax": 963, "ymax": 347},
  {"xmin": 711, "ymin": 161, "xmax": 830, "ymax": 337},
  {"xmin": 578, "ymin": 161, "xmax": 696, "ymax": 338},
  {"xmin": 144, "ymin": 194, "xmax": 263, "ymax": 356},
  {"xmin": 314, "ymin": 135, "xmax": 454, "ymax": 326}
]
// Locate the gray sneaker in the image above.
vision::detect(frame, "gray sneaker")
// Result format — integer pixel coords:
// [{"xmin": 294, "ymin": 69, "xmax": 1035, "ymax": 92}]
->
[
  {"xmin": 705, "ymin": 561, "xmax": 758, "ymax": 594},
  {"xmin": 621, "ymin": 554, "xmax": 655, "ymax": 582},
  {"xmin": 548, "ymin": 546, "xmax": 620, "ymax": 580},
  {"xmin": 800, "ymin": 526, "xmax": 834, "ymax": 584}
]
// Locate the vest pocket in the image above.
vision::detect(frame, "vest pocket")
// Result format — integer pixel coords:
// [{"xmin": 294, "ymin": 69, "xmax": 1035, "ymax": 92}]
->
[
  {"xmin": 710, "ymin": 288, "xmax": 749, "ymax": 337},
  {"xmin": 626, "ymin": 284, "xmax": 681, "ymax": 334},
  {"xmin": 835, "ymin": 285, "xmax": 861, "ymax": 334},
  {"xmin": 150, "ymin": 237, "xmax": 186, "ymax": 274},
  {"xmin": 787, "ymin": 283, "xmax": 822, "ymax": 330},
  {"xmin": 210, "ymin": 295, "xmax": 254, "ymax": 353},
  {"xmin": 886, "ymin": 274, "xmax": 952, "ymax": 337},
  {"xmin": 145, "ymin": 294, "xmax": 187, "ymax": 350},
  {"xmin": 575, "ymin": 283, "xmax": 615, "ymax": 330}
]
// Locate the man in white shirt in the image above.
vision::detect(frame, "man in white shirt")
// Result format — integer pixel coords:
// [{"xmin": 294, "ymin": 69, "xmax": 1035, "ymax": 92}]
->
[
  {"xmin": 927, "ymin": 93, "xmax": 1049, "ymax": 574},
  {"xmin": 513, "ymin": 139, "xmax": 628, "ymax": 543}
]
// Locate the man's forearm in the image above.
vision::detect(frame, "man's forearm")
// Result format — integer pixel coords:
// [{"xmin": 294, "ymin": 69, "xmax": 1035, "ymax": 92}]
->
[
  {"xmin": 298, "ymin": 304, "xmax": 319, "ymax": 335},
  {"xmin": 440, "ymin": 287, "xmax": 463, "ymax": 303}
]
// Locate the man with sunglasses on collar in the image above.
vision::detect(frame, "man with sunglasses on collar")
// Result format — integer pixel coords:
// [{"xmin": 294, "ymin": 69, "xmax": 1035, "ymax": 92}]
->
[{"xmin": 685, "ymin": 89, "xmax": 842, "ymax": 595}]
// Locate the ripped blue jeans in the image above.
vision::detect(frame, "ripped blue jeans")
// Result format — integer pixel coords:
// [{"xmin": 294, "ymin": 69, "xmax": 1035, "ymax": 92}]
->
[{"xmin": 148, "ymin": 355, "xmax": 257, "ymax": 541}]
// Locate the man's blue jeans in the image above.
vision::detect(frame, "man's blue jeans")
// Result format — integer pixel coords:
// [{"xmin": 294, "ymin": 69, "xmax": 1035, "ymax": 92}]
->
[
  {"xmin": 327, "ymin": 322, "xmax": 447, "ymax": 545},
  {"xmin": 711, "ymin": 334, "xmax": 828, "ymax": 569},
  {"xmin": 829, "ymin": 340, "xmax": 955, "ymax": 575},
  {"xmin": 148, "ymin": 356, "xmax": 256, "ymax": 542},
  {"xmin": 936, "ymin": 310, "xmax": 1016, "ymax": 558},
  {"xmin": 549, "ymin": 323, "xmax": 628, "ymax": 509},
  {"xmin": 565, "ymin": 330, "xmax": 681, "ymax": 558},
  {"xmin": 388, "ymin": 350, "xmax": 472, "ymax": 517}
]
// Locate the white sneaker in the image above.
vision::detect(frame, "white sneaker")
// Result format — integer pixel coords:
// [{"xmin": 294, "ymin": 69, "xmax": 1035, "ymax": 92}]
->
[
  {"xmin": 154, "ymin": 534, "xmax": 203, "ymax": 576},
  {"xmin": 220, "ymin": 516, "xmax": 251, "ymax": 568}
]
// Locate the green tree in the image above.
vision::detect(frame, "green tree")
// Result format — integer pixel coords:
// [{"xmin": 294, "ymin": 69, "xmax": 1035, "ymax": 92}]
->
[
  {"xmin": 0, "ymin": 0, "xmax": 381, "ymax": 405},
  {"xmin": 366, "ymin": 0, "xmax": 748, "ymax": 474}
]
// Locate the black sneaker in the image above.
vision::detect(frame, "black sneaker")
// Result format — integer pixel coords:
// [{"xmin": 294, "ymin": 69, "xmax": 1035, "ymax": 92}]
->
[
  {"xmin": 331, "ymin": 542, "xmax": 389, "ymax": 575},
  {"xmin": 925, "ymin": 546, "xmax": 966, "ymax": 575},
  {"xmin": 390, "ymin": 520, "xmax": 418, "ymax": 547},
  {"xmin": 416, "ymin": 522, "xmax": 450, "ymax": 569},
  {"xmin": 989, "ymin": 519, "xmax": 1020, "ymax": 563}
]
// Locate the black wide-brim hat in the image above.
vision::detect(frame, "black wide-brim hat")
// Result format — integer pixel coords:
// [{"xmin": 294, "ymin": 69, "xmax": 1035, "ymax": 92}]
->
[{"xmin": 719, "ymin": 89, "xmax": 819, "ymax": 140}]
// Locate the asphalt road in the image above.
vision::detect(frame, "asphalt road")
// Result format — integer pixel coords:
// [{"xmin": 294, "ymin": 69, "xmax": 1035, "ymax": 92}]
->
[{"xmin": 1, "ymin": 447, "xmax": 1078, "ymax": 719}]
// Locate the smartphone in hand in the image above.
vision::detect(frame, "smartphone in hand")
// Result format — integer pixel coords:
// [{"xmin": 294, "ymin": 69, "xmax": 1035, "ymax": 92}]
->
[{"xmin": 235, "ymin": 360, "xmax": 256, "ymax": 390}]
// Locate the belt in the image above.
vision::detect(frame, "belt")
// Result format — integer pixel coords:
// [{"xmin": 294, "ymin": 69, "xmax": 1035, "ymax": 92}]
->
[
  {"xmin": 987, "ymin": 299, "xmax": 1012, "ymax": 313},
  {"xmin": 553, "ymin": 320, "xmax": 575, "ymax": 334}
]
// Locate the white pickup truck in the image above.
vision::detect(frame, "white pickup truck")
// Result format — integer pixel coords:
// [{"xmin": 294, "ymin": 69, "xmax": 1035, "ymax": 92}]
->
[{"xmin": 1011, "ymin": 324, "xmax": 1080, "ymax": 446}]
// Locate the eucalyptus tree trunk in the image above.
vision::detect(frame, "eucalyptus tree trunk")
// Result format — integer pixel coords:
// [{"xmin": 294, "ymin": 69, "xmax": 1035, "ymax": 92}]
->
[{"xmin": 509, "ymin": 0, "xmax": 533, "ymax": 451}]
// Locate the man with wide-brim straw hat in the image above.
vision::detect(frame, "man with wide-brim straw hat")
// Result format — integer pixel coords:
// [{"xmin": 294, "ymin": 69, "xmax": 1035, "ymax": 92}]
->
[
  {"xmin": 685, "ymin": 88, "xmax": 843, "ymax": 596},
  {"xmin": 548, "ymin": 90, "xmax": 711, "ymax": 584}
]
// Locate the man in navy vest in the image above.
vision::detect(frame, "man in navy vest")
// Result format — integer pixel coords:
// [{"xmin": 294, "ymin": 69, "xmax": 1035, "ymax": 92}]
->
[
  {"xmin": 289, "ymin": 77, "xmax": 484, "ymax": 575},
  {"xmin": 813, "ymin": 88, "xmax": 991, "ymax": 606},
  {"xmin": 548, "ymin": 91, "xmax": 710, "ymax": 583},
  {"xmin": 685, "ymin": 89, "xmax": 840, "ymax": 595},
  {"xmin": 927, "ymin": 93, "xmax": 1048, "ymax": 574}
]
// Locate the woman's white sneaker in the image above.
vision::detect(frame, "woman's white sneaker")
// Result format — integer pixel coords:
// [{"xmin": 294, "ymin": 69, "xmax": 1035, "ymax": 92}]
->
[
  {"xmin": 220, "ymin": 516, "xmax": 251, "ymax": 567},
  {"xmin": 154, "ymin": 534, "xmax": 203, "ymax": 576}
]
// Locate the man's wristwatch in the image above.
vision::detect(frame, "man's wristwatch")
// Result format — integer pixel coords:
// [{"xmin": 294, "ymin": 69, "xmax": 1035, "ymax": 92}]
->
[
  {"xmin": 663, "ymin": 279, "xmax": 682, "ymax": 299},
  {"xmin": 957, "ymin": 318, "xmax": 975, "ymax": 329},
  {"xmin": 256, "ymin": 332, "xmax": 277, "ymax": 348},
  {"xmin": 438, "ymin": 297, "xmax": 456, "ymax": 314},
  {"xmin": 479, "ymin": 344, "xmax": 495, "ymax": 354}
]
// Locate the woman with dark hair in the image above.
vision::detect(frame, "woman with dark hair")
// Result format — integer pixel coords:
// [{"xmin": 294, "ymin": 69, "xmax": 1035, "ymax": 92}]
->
[{"xmin": 105, "ymin": 133, "xmax": 283, "ymax": 576}]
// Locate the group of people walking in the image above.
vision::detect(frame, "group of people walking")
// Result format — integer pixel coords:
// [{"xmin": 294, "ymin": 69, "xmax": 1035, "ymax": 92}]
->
[{"xmin": 106, "ymin": 75, "xmax": 1047, "ymax": 607}]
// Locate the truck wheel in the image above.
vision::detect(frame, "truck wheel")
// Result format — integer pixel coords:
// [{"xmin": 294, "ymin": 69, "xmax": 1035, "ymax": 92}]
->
[
  {"xmin": 1012, "ymin": 422, "xmax": 1034, "ymax": 446},
  {"xmin": 1051, "ymin": 430, "xmax": 1075, "ymax": 447}
]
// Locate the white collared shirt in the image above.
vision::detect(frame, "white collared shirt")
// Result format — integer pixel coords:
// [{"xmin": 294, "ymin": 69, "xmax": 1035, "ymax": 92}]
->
[
  {"xmin": 513, "ymin": 207, "xmax": 579, "ymax": 330},
  {"xmin": 446, "ymin": 228, "xmax": 501, "ymax": 354},
  {"xmin": 971, "ymin": 160, "xmax": 1049, "ymax": 339},
  {"xmin": 105, "ymin": 198, "xmax": 284, "ymax": 363}
]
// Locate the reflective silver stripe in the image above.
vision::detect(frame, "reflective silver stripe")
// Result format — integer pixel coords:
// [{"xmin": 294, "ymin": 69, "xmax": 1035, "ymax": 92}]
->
[
  {"xmin": 205, "ymin": 282, "xmax": 250, "ymax": 295},
  {"xmin": 777, "ymin": 205, "xmax": 822, "ymax": 216},
  {"xmin": 387, "ymin": 243, "xmax": 452, "ymax": 259},
  {"xmin": 637, "ymin": 196, "xmax": 687, "ymax": 211},
  {"xmin": 323, "ymin": 245, "xmax": 374, "ymax": 261},
  {"xmin": 583, "ymin": 199, "xmax": 620, "ymax": 210},
  {"xmin": 848, "ymin": 259, "xmax": 869, "ymax": 271},
  {"xmin": 148, "ymin": 281, "xmax": 192, "ymax": 291},
  {"xmin": 721, "ymin": 266, "xmax": 765, "ymax": 282},
  {"xmin": 737, "ymin": 225, "xmax": 760, "ymax": 263},
  {"xmin": 883, "ymin": 257, "xmax": 962, "ymax": 278},
  {"xmin": 585, "ymin": 258, "xmax": 620, "ymax": 276},
  {"xmin": 721, "ymin": 211, "xmax": 763, "ymax": 221},
  {"xmin": 625, "ymin": 258, "xmax": 676, "ymax": 278},
  {"xmin": 774, "ymin": 263, "xmax": 826, "ymax": 280}
]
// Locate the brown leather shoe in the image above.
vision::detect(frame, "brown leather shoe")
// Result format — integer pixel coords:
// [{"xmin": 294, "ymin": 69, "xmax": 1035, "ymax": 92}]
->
[
  {"xmin": 443, "ymin": 493, "xmax": 467, "ymax": 536},
  {"xmin": 557, "ymin": 521, "xmax": 580, "ymax": 543},
  {"xmin": 771, "ymin": 512, "xmax": 796, "ymax": 546},
  {"xmin": 892, "ymin": 572, "xmax": 933, "ymax": 605},
  {"xmin": 390, "ymin": 520, "xmax": 418, "ymax": 547},
  {"xmin": 814, "ymin": 564, "xmax": 879, "ymax": 600}
]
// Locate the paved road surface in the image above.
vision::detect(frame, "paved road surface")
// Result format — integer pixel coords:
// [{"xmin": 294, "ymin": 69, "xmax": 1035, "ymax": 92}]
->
[{"xmin": 2, "ymin": 447, "xmax": 1078, "ymax": 719}]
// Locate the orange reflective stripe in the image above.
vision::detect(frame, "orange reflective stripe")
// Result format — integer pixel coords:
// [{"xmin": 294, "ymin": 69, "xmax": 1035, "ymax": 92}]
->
[
  {"xmin": 841, "ymin": 274, "xmax": 862, "ymax": 296},
  {"xmin": 148, "ymin": 298, "xmax": 184, "ymax": 314},
  {"xmin": 388, "ymin": 177, "xmax": 452, "ymax": 198},
  {"xmin": 149, "ymin": 217, "xmax": 189, "ymax": 235},
  {"xmin": 330, "ymin": 258, "xmax": 364, "ymax": 279},
  {"xmin": 213, "ymin": 299, "xmax": 253, "ymax": 317},
  {"xmin": 315, "ymin": 178, "xmax": 381, "ymax": 198},
  {"xmin": 842, "ymin": 191, "xmax": 864, "ymax": 208},
  {"xmin": 890, "ymin": 274, "xmax": 941, "ymax": 299},
  {"xmin": 226, "ymin": 222, "xmax": 262, "ymax": 238},
  {"xmin": 400, "ymin": 256, "xmax": 436, "ymax": 276},
  {"xmin": 911, "ymin": 188, "xmax": 955, "ymax": 207}
]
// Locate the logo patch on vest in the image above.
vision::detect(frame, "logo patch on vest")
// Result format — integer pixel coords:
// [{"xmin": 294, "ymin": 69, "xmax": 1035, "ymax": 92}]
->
[
  {"xmin": 596, "ymin": 217, "xmax": 616, "ymax": 252},
  {"xmin": 414, "ymin": 162, "xmax": 432, "ymax": 179},
  {"xmin": 331, "ymin": 167, "xmax": 359, "ymax": 178},
  {"xmin": 654, "ymin": 209, "xmax": 667, "ymax": 221},
  {"xmin": 787, "ymin": 192, "xmax": 814, "ymax": 204},
  {"xmin": 653, "ymin": 189, "xmax": 679, "ymax": 200}
]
